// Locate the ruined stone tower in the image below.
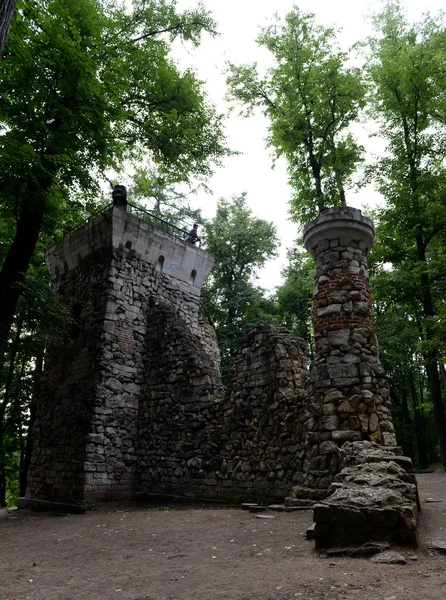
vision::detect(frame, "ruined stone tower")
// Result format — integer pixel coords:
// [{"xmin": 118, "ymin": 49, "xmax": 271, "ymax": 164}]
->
[
  {"xmin": 22, "ymin": 203, "xmax": 220, "ymax": 508},
  {"xmin": 291, "ymin": 207, "xmax": 398, "ymax": 501},
  {"xmin": 21, "ymin": 203, "xmax": 309, "ymax": 511}
]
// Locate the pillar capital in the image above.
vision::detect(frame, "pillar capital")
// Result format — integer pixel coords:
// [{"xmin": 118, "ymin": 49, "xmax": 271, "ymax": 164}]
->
[{"xmin": 303, "ymin": 207, "xmax": 374, "ymax": 258}]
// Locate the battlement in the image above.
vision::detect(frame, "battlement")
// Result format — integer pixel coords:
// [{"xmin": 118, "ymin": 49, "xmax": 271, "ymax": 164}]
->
[{"xmin": 46, "ymin": 206, "xmax": 214, "ymax": 296}]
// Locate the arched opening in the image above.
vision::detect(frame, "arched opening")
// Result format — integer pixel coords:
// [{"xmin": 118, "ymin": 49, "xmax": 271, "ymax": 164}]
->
[
  {"xmin": 54, "ymin": 265, "xmax": 60, "ymax": 281},
  {"xmin": 125, "ymin": 240, "xmax": 132, "ymax": 250},
  {"xmin": 77, "ymin": 253, "xmax": 82, "ymax": 265},
  {"xmin": 190, "ymin": 269, "xmax": 197, "ymax": 285},
  {"xmin": 156, "ymin": 255, "xmax": 165, "ymax": 273},
  {"xmin": 63, "ymin": 261, "xmax": 69, "ymax": 274}
]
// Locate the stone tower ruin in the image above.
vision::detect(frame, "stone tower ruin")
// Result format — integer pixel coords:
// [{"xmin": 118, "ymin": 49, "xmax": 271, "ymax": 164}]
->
[
  {"xmin": 288, "ymin": 207, "xmax": 398, "ymax": 503},
  {"xmin": 21, "ymin": 202, "xmax": 310, "ymax": 510},
  {"xmin": 22, "ymin": 203, "xmax": 219, "ymax": 507},
  {"xmin": 20, "ymin": 204, "xmax": 418, "ymax": 548}
]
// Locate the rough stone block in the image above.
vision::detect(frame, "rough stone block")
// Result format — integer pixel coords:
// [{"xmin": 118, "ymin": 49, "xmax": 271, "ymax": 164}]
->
[
  {"xmin": 326, "ymin": 329, "xmax": 350, "ymax": 346},
  {"xmin": 317, "ymin": 304, "xmax": 342, "ymax": 317}
]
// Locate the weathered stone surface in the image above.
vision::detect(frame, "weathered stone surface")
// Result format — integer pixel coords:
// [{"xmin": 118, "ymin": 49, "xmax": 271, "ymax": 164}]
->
[
  {"xmin": 288, "ymin": 207, "xmax": 420, "ymax": 548},
  {"xmin": 321, "ymin": 541, "xmax": 391, "ymax": 558},
  {"xmin": 312, "ymin": 441, "xmax": 418, "ymax": 549},
  {"xmin": 317, "ymin": 304, "xmax": 342, "ymax": 317},
  {"xmin": 295, "ymin": 207, "xmax": 401, "ymax": 501},
  {"xmin": 371, "ymin": 552, "xmax": 407, "ymax": 564},
  {"xmin": 428, "ymin": 541, "xmax": 446, "ymax": 554}
]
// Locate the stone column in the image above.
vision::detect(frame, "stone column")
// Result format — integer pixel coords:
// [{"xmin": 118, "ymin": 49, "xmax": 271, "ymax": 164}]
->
[{"xmin": 300, "ymin": 207, "xmax": 397, "ymax": 496}]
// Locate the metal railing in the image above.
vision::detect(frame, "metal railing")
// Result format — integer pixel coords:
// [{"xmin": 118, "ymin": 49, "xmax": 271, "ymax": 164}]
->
[
  {"xmin": 124, "ymin": 201, "xmax": 203, "ymax": 248},
  {"xmin": 60, "ymin": 188, "xmax": 204, "ymax": 248}
]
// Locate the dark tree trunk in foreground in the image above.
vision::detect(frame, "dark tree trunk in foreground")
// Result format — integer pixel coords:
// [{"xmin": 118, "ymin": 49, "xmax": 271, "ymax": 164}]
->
[
  {"xmin": 20, "ymin": 350, "xmax": 43, "ymax": 496},
  {"xmin": 410, "ymin": 373, "xmax": 429, "ymax": 469},
  {"xmin": 415, "ymin": 228, "xmax": 446, "ymax": 469},
  {"xmin": 0, "ymin": 0, "xmax": 15, "ymax": 56},
  {"xmin": 0, "ymin": 181, "xmax": 49, "ymax": 372}
]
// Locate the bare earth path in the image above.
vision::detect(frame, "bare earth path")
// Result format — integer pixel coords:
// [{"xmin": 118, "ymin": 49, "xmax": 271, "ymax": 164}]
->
[{"xmin": 1, "ymin": 472, "xmax": 446, "ymax": 600}]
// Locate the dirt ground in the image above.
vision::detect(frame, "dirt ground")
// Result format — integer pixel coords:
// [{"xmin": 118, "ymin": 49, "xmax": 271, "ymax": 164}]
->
[{"xmin": 1, "ymin": 472, "xmax": 446, "ymax": 600}]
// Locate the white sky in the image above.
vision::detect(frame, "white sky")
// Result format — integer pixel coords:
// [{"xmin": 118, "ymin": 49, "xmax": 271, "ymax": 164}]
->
[{"xmin": 167, "ymin": 1, "xmax": 445, "ymax": 292}]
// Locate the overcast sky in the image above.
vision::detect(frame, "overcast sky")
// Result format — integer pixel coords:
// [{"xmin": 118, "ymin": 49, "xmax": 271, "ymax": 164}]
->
[{"xmin": 169, "ymin": 0, "xmax": 444, "ymax": 292}]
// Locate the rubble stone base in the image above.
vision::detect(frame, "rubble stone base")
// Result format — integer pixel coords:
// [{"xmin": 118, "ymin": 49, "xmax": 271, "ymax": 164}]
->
[{"xmin": 313, "ymin": 441, "xmax": 419, "ymax": 549}]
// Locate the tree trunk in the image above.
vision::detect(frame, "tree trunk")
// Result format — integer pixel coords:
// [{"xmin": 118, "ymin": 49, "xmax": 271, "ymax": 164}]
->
[
  {"xmin": 0, "ymin": 0, "xmax": 15, "ymax": 56},
  {"xmin": 0, "ymin": 316, "xmax": 23, "ymax": 506},
  {"xmin": 308, "ymin": 152, "xmax": 324, "ymax": 210},
  {"xmin": 415, "ymin": 226, "xmax": 446, "ymax": 469},
  {"xmin": 409, "ymin": 372, "xmax": 429, "ymax": 469},
  {"xmin": 440, "ymin": 364, "xmax": 446, "ymax": 391},
  {"xmin": 20, "ymin": 349, "xmax": 43, "ymax": 496},
  {"xmin": 0, "ymin": 180, "xmax": 49, "ymax": 371}
]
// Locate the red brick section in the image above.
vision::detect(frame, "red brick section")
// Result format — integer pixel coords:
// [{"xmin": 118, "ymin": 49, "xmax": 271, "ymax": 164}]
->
[
  {"xmin": 313, "ymin": 268, "xmax": 373, "ymax": 333},
  {"xmin": 117, "ymin": 323, "xmax": 135, "ymax": 351}
]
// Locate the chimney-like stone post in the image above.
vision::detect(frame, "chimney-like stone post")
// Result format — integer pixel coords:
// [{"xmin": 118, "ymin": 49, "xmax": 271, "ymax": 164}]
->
[
  {"xmin": 300, "ymin": 207, "xmax": 397, "ymax": 495},
  {"xmin": 112, "ymin": 184, "xmax": 127, "ymax": 211}
]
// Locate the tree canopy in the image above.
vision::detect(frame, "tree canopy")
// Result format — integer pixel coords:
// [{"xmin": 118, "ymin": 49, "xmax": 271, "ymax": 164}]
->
[
  {"xmin": 202, "ymin": 194, "xmax": 277, "ymax": 380},
  {"xmin": 0, "ymin": 0, "xmax": 229, "ymax": 367},
  {"xmin": 367, "ymin": 1, "xmax": 446, "ymax": 467},
  {"xmin": 227, "ymin": 7, "xmax": 366, "ymax": 222}
]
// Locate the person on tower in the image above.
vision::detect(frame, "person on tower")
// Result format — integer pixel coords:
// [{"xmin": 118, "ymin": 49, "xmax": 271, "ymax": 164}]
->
[{"xmin": 185, "ymin": 223, "xmax": 200, "ymax": 245}]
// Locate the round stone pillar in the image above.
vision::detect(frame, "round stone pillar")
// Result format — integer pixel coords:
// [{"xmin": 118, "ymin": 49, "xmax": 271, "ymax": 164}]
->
[{"xmin": 301, "ymin": 207, "xmax": 397, "ymax": 494}]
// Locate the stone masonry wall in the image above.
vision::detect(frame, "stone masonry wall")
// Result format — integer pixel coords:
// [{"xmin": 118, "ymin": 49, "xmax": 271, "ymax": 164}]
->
[
  {"xmin": 23, "ymin": 209, "xmax": 309, "ymax": 508},
  {"xmin": 134, "ymin": 324, "xmax": 307, "ymax": 503},
  {"xmin": 83, "ymin": 246, "xmax": 217, "ymax": 503},
  {"xmin": 25, "ymin": 248, "xmax": 111, "ymax": 504},
  {"xmin": 220, "ymin": 326, "xmax": 308, "ymax": 500},
  {"xmin": 24, "ymin": 205, "xmax": 406, "ymax": 517},
  {"xmin": 24, "ymin": 208, "xmax": 216, "ymax": 506}
]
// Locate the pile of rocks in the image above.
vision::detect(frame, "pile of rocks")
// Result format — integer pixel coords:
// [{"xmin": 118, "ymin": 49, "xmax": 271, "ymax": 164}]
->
[{"xmin": 313, "ymin": 441, "xmax": 419, "ymax": 549}]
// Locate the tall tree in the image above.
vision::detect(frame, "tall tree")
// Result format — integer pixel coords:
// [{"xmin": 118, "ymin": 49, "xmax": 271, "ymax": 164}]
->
[
  {"xmin": 0, "ymin": 0, "xmax": 14, "ymax": 56},
  {"xmin": 0, "ymin": 0, "xmax": 228, "ymax": 369},
  {"xmin": 202, "ymin": 194, "xmax": 277, "ymax": 379},
  {"xmin": 367, "ymin": 1, "xmax": 446, "ymax": 467},
  {"xmin": 371, "ymin": 274, "xmax": 435, "ymax": 468},
  {"xmin": 227, "ymin": 7, "xmax": 365, "ymax": 223}
]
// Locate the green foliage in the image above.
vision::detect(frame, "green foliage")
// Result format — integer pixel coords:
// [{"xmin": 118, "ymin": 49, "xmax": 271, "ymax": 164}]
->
[
  {"xmin": 366, "ymin": 1, "xmax": 446, "ymax": 466},
  {"xmin": 202, "ymin": 194, "xmax": 277, "ymax": 380},
  {"xmin": 372, "ymin": 293, "xmax": 441, "ymax": 467},
  {"xmin": 275, "ymin": 247, "xmax": 314, "ymax": 348},
  {"xmin": 0, "ymin": 0, "xmax": 231, "ymax": 503},
  {"xmin": 0, "ymin": 0, "xmax": 230, "ymax": 363},
  {"xmin": 0, "ymin": 0, "xmax": 228, "ymax": 203},
  {"xmin": 128, "ymin": 167, "xmax": 203, "ymax": 230},
  {"xmin": 227, "ymin": 7, "xmax": 365, "ymax": 223},
  {"xmin": 0, "ymin": 256, "xmax": 76, "ymax": 506}
]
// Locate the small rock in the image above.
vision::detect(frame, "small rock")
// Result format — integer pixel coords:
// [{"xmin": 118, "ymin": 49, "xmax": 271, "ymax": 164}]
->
[
  {"xmin": 371, "ymin": 551, "xmax": 407, "ymax": 564},
  {"xmin": 428, "ymin": 540, "xmax": 446, "ymax": 554},
  {"xmin": 306, "ymin": 523, "xmax": 316, "ymax": 540},
  {"xmin": 323, "ymin": 542, "xmax": 390, "ymax": 557},
  {"xmin": 249, "ymin": 506, "xmax": 266, "ymax": 513}
]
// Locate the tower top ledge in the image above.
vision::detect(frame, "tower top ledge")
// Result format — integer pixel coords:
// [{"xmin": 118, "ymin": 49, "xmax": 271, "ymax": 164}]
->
[
  {"xmin": 46, "ymin": 206, "xmax": 214, "ymax": 295},
  {"xmin": 303, "ymin": 206, "xmax": 374, "ymax": 258}
]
